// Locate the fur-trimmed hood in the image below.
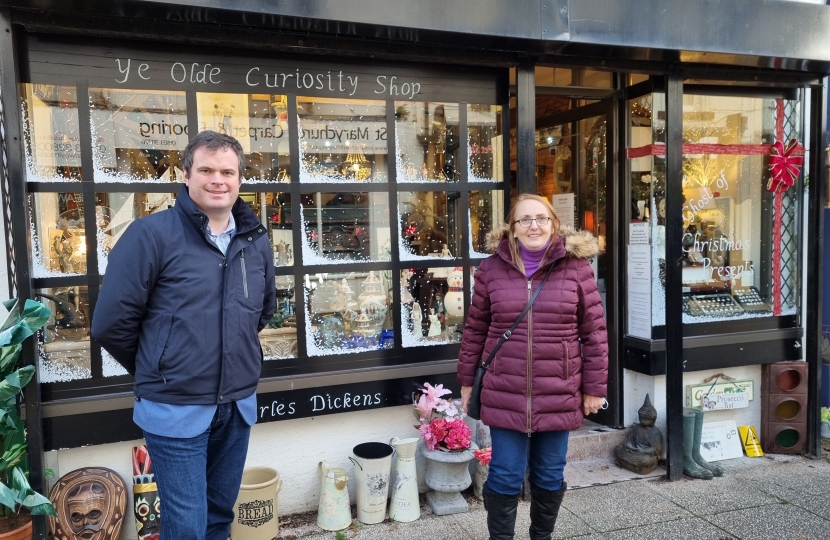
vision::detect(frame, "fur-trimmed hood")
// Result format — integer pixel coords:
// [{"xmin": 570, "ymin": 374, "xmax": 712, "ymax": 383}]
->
[{"xmin": 485, "ymin": 224, "xmax": 600, "ymax": 259}]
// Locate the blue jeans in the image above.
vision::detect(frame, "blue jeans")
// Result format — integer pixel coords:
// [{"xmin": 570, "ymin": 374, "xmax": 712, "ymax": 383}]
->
[
  {"xmin": 486, "ymin": 427, "xmax": 569, "ymax": 495},
  {"xmin": 143, "ymin": 403, "xmax": 251, "ymax": 540}
]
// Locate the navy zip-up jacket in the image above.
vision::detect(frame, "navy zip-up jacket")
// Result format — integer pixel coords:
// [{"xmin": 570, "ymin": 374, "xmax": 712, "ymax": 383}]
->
[{"xmin": 92, "ymin": 185, "xmax": 276, "ymax": 405}]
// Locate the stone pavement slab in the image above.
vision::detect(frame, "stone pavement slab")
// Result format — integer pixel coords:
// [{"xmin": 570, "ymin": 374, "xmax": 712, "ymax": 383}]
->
[
  {"xmin": 559, "ymin": 480, "xmax": 693, "ymax": 532},
  {"xmin": 640, "ymin": 475, "xmax": 780, "ymax": 515},
  {"xmin": 706, "ymin": 502, "xmax": 830, "ymax": 540},
  {"xmin": 599, "ymin": 517, "xmax": 737, "ymax": 540}
]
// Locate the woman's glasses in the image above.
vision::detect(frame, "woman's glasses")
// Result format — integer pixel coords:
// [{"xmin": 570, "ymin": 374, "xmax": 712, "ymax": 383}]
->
[{"xmin": 515, "ymin": 216, "xmax": 552, "ymax": 228}]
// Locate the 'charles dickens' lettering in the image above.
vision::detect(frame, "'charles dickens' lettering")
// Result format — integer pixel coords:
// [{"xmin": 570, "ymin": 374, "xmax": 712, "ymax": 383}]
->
[{"xmin": 311, "ymin": 392, "xmax": 382, "ymax": 412}]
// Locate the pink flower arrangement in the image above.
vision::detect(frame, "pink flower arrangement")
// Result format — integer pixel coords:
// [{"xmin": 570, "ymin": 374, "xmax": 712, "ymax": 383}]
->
[
  {"xmin": 474, "ymin": 446, "xmax": 492, "ymax": 466},
  {"xmin": 414, "ymin": 383, "xmax": 472, "ymax": 452}
]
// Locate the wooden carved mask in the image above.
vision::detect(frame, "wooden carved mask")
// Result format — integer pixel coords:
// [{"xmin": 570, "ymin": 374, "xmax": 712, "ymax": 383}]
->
[{"xmin": 49, "ymin": 467, "xmax": 127, "ymax": 540}]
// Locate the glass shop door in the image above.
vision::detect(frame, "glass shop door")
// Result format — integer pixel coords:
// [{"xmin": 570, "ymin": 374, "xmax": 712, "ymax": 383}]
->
[{"xmin": 535, "ymin": 103, "xmax": 610, "ymax": 314}]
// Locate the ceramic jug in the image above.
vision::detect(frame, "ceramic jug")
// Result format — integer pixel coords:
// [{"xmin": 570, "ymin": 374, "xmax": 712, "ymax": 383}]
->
[
  {"xmin": 316, "ymin": 461, "xmax": 352, "ymax": 531},
  {"xmin": 230, "ymin": 467, "xmax": 283, "ymax": 540},
  {"xmin": 388, "ymin": 437, "xmax": 421, "ymax": 522},
  {"xmin": 349, "ymin": 442, "xmax": 393, "ymax": 524}
]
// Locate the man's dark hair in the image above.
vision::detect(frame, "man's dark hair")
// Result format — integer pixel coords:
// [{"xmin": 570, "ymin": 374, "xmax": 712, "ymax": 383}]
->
[{"xmin": 182, "ymin": 130, "xmax": 246, "ymax": 177}]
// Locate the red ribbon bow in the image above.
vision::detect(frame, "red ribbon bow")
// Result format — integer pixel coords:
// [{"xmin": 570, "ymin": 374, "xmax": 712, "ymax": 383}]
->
[{"xmin": 767, "ymin": 139, "xmax": 803, "ymax": 193}]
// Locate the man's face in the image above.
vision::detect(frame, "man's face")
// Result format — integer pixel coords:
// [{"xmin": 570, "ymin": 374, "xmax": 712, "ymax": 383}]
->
[{"xmin": 184, "ymin": 147, "xmax": 241, "ymax": 218}]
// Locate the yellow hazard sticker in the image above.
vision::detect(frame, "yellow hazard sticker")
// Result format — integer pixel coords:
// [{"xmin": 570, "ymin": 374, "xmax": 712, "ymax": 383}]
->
[{"xmin": 739, "ymin": 425, "xmax": 764, "ymax": 457}]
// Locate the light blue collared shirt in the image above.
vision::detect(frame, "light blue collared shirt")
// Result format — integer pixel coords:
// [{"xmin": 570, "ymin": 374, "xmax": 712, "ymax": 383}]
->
[{"xmin": 134, "ymin": 212, "xmax": 258, "ymax": 438}]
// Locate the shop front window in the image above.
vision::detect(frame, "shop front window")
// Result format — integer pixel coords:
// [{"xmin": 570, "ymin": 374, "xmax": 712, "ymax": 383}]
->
[
  {"xmin": 401, "ymin": 267, "xmax": 465, "ymax": 347},
  {"xmin": 395, "ymin": 102, "xmax": 460, "ymax": 183},
  {"xmin": 36, "ymin": 286, "xmax": 91, "ymax": 382},
  {"xmin": 21, "ymin": 84, "xmax": 82, "ymax": 182},
  {"xmin": 468, "ymin": 104, "xmax": 504, "ymax": 182},
  {"xmin": 89, "ymin": 88, "xmax": 188, "ymax": 183},
  {"xmin": 298, "ymin": 98, "xmax": 387, "ymax": 183},
  {"xmin": 29, "ymin": 192, "xmax": 89, "ymax": 277},
  {"xmin": 398, "ymin": 191, "xmax": 461, "ymax": 260},
  {"xmin": 469, "ymin": 190, "xmax": 504, "ymax": 257},
  {"xmin": 300, "ymin": 191, "xmax": 390, "ymax": 264},
  {"xmin": 197, "ymin": 93, "xmax": 290, "ymax": 182},
  {"xmin": 626, "ymin": 92, "xmax": 802, "ymax": 333},
  {"xmin": 306, "ymin": 271, "xmax": 393, "ymax": 355}
]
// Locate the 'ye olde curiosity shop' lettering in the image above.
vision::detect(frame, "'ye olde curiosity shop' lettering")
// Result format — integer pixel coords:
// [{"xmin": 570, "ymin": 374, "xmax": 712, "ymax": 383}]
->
[
  {"xmin": 114, "ymin": 59, "xmax": 422, "ymax": 99},
  {"xmin": 681, "ymin": 172, "xmax": 754, "ymax": 281}
]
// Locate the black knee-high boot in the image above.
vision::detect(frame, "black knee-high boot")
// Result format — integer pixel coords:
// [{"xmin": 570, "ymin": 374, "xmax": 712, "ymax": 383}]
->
[
  {"xmin": 528, "ymin": 482, "xmax": 567, "ymax": 540},
  {"xmin": 483, "ymin": 484, "xmax": 520, "ymax": 540}
]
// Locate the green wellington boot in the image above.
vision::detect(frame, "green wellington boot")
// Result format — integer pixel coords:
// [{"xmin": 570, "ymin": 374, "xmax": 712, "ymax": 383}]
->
[
  {"xmin": 683, "ymin": 411, "xmax": 713, "ymax": 480},
  {"xmin": 690, "ymin": 409, "xmax": 723, "ymax": 477}
]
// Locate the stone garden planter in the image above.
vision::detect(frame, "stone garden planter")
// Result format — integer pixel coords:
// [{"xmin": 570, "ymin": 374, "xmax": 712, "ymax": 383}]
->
[{"xmin": 419, "ymin": 440, "xmax": 478, "ymax": 516}]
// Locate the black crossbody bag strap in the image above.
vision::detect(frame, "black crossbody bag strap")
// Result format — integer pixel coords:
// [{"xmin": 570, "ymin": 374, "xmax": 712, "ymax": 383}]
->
[{"xmin": 479, "ymin": 262, "xmax": 555, "ymax": 370}]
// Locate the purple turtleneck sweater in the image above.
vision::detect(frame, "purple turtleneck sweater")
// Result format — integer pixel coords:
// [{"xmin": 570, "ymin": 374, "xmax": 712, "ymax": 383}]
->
[{"xmin": 519, "ymin": 238, "xmax": 552, "ymax": 278}]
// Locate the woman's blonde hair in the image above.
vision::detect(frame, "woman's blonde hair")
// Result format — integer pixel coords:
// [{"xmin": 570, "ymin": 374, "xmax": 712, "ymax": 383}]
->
[{"xmin": 506, "ymin": 194, "xmax": 561, "ymax": 275}]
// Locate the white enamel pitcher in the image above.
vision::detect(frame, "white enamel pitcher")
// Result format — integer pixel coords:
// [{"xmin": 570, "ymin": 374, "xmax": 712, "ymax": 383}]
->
[
  {"xmin": 349, "ymin": 442, "xmax": 394, "ymax": 524},
  {"xmin": 316, "ymin": 461, "xmax": 352, "ymax": 531},
  {"xmin": 388, "ymin": 437, "xmax": 421, "ymax": 522}
]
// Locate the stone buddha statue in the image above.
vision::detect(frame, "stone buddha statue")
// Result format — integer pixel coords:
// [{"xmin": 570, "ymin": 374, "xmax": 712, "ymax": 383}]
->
[{"xmin": 614, "ymin": 394, "xmax": 663, "ymax": 475}]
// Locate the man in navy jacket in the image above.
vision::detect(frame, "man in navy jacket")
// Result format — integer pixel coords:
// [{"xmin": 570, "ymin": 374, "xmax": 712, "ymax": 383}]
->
[{"xmin": 93, "ymin": 130, "xmax": 276, "ymax": 540}]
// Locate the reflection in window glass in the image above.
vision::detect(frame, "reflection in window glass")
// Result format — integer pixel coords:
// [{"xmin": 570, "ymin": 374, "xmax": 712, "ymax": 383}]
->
[
  {"xmin": 395, "ymin": 102, "xmax": 460, "ymax": 183},
  {"xmin": 398, "ymin": 191, "xmax": 460, "ymax": 260},
  {"xmin": 93, "ymin": 192, "xmax": 175, "ymax": 273},
  {"xmin": 29, "ymin": 192, "xmax": 106, "ymax": 278},
  {"xmin": 470, "ymin": 190, "xmax": 504, "ymax": 257},
  {"xmin": 21, "ymin": 84, "xmax": 82, "ymax": 182},
  {"xmin": 197, "ymin": 93, "xmax": 290, "ymax": 183},
  {"xmin": 298, "ymin": 98, "xmax": 387, "ymax": 183},
  {"xmin": 305, "ymin": 271, "xmax": 392, "ymax": 355},
  {"xmin": 261, "ymin": 274, "xmax": 297, "ymax": 360},
  {"xmin": 401, "ymin": 267, "xmax": 464, "ymax": 347},
  {"xmin": 468, "ymin": 104, "xmax": 503, "ymax": 182},
  {"xmin": 300, "ymin": 192, "xmax": 390, "ymax": 265},
  {"xmin": 36, "ymin": 286, "xmax": 91, "ymax": 382},
  {"xmin": 89, "ymin": 88, "xmax": 188, "ymax": 183}
]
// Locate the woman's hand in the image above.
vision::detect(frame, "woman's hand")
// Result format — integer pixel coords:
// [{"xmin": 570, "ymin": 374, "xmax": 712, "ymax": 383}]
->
[
  {"xmin": 583, "ymin": 394, "xmax": 606, "ymax": 416},
  {"xmin": 460, "ymin": 385, "xmax": 472, "ymax": 413}
]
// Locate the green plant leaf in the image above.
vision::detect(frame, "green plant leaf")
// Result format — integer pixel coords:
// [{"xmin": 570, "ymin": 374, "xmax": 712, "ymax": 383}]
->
[
  {"xmin": 0, "ymin": 346, "xmax": 22, "ymax": 380},
  {"xmin": 21, "ymin": 493, "xmax": 56, "ymax": 516},
  {"xmin": 0, "ymin": 366, "xmax": 35, "ymax": 402},
  {"xmin": 0, "ymin": 482, "xmax": 17, "ymax": 512},
  {"xmin": 0, "ymin": 300, "xmax": 20, "ymax": 334},
  {"xmin": 20, "ymin": 300, "xmax": 51, "ymax": 334}
]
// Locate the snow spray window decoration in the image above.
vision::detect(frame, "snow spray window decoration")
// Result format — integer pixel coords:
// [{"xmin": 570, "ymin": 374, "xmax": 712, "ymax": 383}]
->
[
  {"xmin": 625, "ymin": 93, "xmax": 803, "ymax": 327},
  {"xmin": 400, "ymin": 267, "xmax": 465, "ymax": 347},
  {"xmin": 469, "ymin": 190, "xmax": 504, "ymax": 257},
  {"xmin": 28, "ymin": 192, "xmax": 113, "ymax": 278},
  {"xmin": 196, "ymin": 92, "xmax": 291, "ymax": 183},
  {"xmin": 297, "ymin": 97, "xmax": 387, "ymax": 183},
  {"xmin": 467, "ymin": 104, "xmax": 504, "ymax": 182},
  {"xmin": 35, "ymin": 286, "xmax": 92, "ymax": 383},
  {"xmin": 305, "ymin": 271, "xmax": 393, "ymax": 356},
  {"xmin": 21, "ymin": 84, "xmax": 83, "ymax": 183},
  {"xmin": 398, "ymin": 191, "xmax": 460, "ymax": 261},
  {"xmin": 89, "ymin": 88, "xmax": 188, "ymax": 183},
  {"xmin": 92, "ymin": 192, "xmax": 177, "ymax": 274},
  {"xmin": 300, "ymin": 192, "xmax": 391, "ymax": 265},
  {"xmin": 395, "ymin": 102, "xmax": 460, "ymax": 183}
]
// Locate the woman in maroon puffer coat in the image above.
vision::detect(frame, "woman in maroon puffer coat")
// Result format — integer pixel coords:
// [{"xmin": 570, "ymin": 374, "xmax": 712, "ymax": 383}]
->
[{"xmin": 458, "ymin": 194, "xmax": 608, "ymax": 540}]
